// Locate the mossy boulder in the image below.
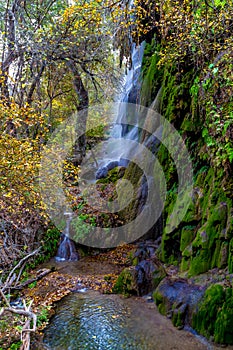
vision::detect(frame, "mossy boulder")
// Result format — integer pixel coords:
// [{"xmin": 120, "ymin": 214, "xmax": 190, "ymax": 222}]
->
[
  {"xmin": 96, "ymin": 166, "xmax": 126, "ymax": 184},
  {"xmin": 112, "ymin": 267, "xmax": 138, "ymax": 296},
  {"xmin": 153, "ymin": 277, "xmax": 205, "ymax": 328},
  {"xmin": 192, "ymin": 284, "xmax": 233, "ymax": 344},
  {"xmin": 113, "ymin": 260, "xmax": 166, "ymax": 297}
]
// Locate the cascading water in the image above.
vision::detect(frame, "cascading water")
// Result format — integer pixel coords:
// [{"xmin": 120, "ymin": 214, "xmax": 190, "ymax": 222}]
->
[
  {"xmin": 56, "ymin": 212, "xmax": 79, "ymax": 261},
  {"xmin": 96, "ymin": 41, "xmax": 145, "ymax": 179}
]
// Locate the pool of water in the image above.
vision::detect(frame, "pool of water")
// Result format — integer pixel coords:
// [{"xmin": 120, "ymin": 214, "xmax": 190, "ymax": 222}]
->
[{"xmin": 43, "ymin": 290, "xmax": 211, "ymax": 350}]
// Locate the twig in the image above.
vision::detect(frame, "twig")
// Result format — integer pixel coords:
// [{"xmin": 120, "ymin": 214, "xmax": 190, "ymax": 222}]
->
[
  {"xmin": 0, "ymin": 288, "xmax": 10, "ymax": 306},
  {"xmin": 3, "ymin": 248, "xmax": 41, "ymax": 291},
  {"xmin": 14, "ymin": 261, "xmax": 27, "ymax": 287}
]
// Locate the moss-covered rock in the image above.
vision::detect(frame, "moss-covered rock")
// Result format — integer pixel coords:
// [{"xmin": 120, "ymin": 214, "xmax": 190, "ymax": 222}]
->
[
  {"xmin": 113, "ymin": 258, "xmax": 166, "ymax": 297},
  {"xmin": 96, "ymin": 166, "xmax": 126, "ymax": 184},
  {"xmin": 112, "ymin": 267, "xmax": 138, "ymax": 296},
  {"xmin": 154, "ymin": 278, "xmax": 233, "ymax": 344},
  {"xmin": 158, "ymin": 157, "xmax": 232, "ymax": 276},
  {"xmin": 153, "ymin": 277, "xmax": 205, "ymax": 328},
  {"xmin": 153, "ymin": 288, "xmax": 167, "ymax": 316},
  {"xmin": 180, "ymin": 225, "xmax": 197, "ymax": 252},
  {"xmin": 188, "ymin": 199, "xmax": 229, "ymax": 276},
  {"xmin": 192, "ymin": 284, "xmax": 233, "ymax": 344},
  {"xmin": 140, "ymin": 39, "xmax": 163, "ymax": 107}
]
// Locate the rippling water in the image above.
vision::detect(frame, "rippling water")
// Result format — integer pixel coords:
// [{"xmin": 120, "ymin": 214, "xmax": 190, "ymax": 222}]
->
[
  {"xmin": 43, "ymin": 290, "xmax": 213, "ymax": 350},
  {"xmin": 43, "ymin": 291, "xmax": 153, "ymax": 350}
]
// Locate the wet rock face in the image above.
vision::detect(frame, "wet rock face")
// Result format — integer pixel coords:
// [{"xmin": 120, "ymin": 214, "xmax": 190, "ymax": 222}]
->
[
  {"xmin": 153, "ymin": 278, "xmax": 206, "ymax": 329},
  {"xmin": 96, "ymin": 166, "xmax": 108, "ymax": 180},
  {"xmin": 113, "ymin": 240, "xmax": 165, "ymax": 296},
  {"xmin": 135, "ymin": 260, "xmax": 157, "ymax": 296},
  {"xmin": 95, "ymin": 159, "xmax": 129, "ymax": 180}
]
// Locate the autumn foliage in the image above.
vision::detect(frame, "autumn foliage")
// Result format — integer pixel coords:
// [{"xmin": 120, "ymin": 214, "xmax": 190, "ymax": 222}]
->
[{"xmin": 0, "ymin": 100, "xmax": 50, "ymax": 266}]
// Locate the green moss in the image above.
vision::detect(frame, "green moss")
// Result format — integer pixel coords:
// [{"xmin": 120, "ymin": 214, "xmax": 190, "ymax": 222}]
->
[
  {"xmin": 180, "ymin": 245, "xmax": 192, "ymax": 271},
  {"xmin": 192, "ymin": 284, "xmax": 225, "ymax": 338},
  {"xmin": 117, "ymin": 162, "xmax": 144, "ymax": 224},
  {"xmin": 161, "ymin": 187, "xmax": 178, "ymax": 263},
  {"xmin": 182, "ymin": 200, "xmax": 200, "ymax": 224},
  {"xmin": 214, "ymin": 288, "xmax": 233, "ymax": 344},
  {"xmin": 160, "ymin": 67, "xmax": 194, "ymax": 127},
  {"xmin": 153, "ymin": 290, "xmax": 166, "ymax": 315},
  {"xmin": 189, "ymin": 200, "xmax": 229, "ymax": 276},
  {"xmin": 180, "ymin": 226, "xmax": 196, "ymax": 252},
  {"xmin": 172, "ymin": 309, "xmax": 184, "ymax": 328},
  {"xmin": 96, "ymin": 166, "xmax": 126, "ymax": 184},
  {"xmin": 152, "ymin": 267, "xmax": 166, "ymax": 288},
  {"xmin": 112, "ymin": 267, "xmax": 137, "ymax": 296},
  {"xmin": 193, "ymin": 285, "xmax": 233, "ymax": 344},
  {"xmin": 160, "ymin": 152, "xmax": 232, "ymax": 275},
  {"xmin": 157, "ymin": 145, "xmax": 177, "ymax": 191},
  {"xmin": 228, "ymin": 238, "xmax": 233, "ymax": 273},
  {"xmin": 141, "ymin": 40, "xmax": 163, "ymax": 107}
]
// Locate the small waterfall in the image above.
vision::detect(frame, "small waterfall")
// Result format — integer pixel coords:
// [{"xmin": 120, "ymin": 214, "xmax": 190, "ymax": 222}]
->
[{"xmin": 56, "ymin": 212, "xmax": 79, "ymax": 261}]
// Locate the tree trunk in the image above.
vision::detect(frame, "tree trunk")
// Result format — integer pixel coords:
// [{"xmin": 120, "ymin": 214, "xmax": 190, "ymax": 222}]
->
[{"xmin": 67, "ymin": 61, "xmax": 89, "ymax": 165}]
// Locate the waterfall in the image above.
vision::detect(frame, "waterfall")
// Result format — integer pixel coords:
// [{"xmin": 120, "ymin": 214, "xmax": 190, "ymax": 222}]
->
[
  {"xmin": 56, "ymin": 212, "xmax": 79, "ymax": 261},
  {"xmin": 96, "ymin": 41, "xmax": 145, "ymax": 179}
]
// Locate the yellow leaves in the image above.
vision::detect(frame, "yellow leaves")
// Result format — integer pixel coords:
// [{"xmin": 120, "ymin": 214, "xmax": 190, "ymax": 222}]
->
[
  {"xmin": 0, "ymin": 102, "xmax": 50, "ymax": 226},
  {"xmin": 3, "ymin": 191, "xmax": 13, "ymax": 198},
  {"xmin": 62, "ymin": 5, "xmax": 76, "ymax": 23},
  {"xmin": 61, "ymin": 2, "xmax": 103, "ymax": 33}
]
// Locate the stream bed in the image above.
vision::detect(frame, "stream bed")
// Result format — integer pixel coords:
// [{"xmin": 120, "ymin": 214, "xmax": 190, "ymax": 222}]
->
[{"xmin": 43, "ymin": 289, "xmax": 213, "ymax": 350}]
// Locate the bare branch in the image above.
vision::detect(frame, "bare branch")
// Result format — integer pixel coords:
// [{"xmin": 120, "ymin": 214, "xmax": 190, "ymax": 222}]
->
[
  {"xmin": 3, "ymin": 248, "xmax": 41, "ymax": 291},
  {"xmin": 0, "ymin": 288, "xmax": 10, "ymax": 307},
  {"xmin": 0, "ymin": 298, "xmax": 37, "ymax": 350}
]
